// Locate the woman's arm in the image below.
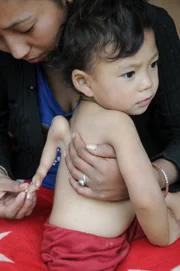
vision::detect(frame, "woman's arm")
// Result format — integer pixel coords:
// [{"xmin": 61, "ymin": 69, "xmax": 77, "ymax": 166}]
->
[
  {"xmin": 0, "ymin": 54, "xmax": 12, "ymax": 176},
  {"xmin": 153, "ymin": 158, "xmax": 178, "ymax": 188},
  {"xmin": 0, "ymin": 53, "xmax": 37, "ymax": 219}
]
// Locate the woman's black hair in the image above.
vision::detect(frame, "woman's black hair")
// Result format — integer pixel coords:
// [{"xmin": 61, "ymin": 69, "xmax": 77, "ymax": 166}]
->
[
  {"xmin": 52, "ymin": 0, "xmax": 65, "ymax": 7},
  {"xmin": 57, "ymin": 0, "xmax": 152, "ymax": 86}
]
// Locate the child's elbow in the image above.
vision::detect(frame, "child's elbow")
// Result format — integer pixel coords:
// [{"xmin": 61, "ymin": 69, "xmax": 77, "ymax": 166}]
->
[
  {"xmin": 149, "ymin": 235, "xmax": 170, "ymax": 247},
  {"xmin": 51, "ymin": 116, "xmax": 70, "ymax": 140}
]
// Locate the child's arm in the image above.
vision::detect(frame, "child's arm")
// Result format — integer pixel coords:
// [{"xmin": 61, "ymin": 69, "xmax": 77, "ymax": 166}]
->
[
  {"xmin": 27, "ymin": 116, "xmax": 71, "ymax": 196},
  {"xmin": 104, "ymin": 111, "xmax": 170, "ymax": 246}
]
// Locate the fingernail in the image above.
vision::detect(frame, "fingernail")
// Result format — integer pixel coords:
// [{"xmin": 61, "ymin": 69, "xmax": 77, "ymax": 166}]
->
[
  {"xmin": 86, "ymin": 144, "xmax": 97, "ymax": 151},
  {"xmin": 36, "ymin": 182, "xmax": 40, "ymax": 187},
  {"xmin": 20, "ymin": 192, "xmax": 25, "ymax": 199},
  {"xmin": 26, "ymin": 193, "xmax": 32, "ymax": 200},
  {"xmin": 20, "ymin": 183, "xmax": 29, "ymax": 189},
  {"xmin": 72, "ymin": 133, "xmax": 76, "ymax": 139}
]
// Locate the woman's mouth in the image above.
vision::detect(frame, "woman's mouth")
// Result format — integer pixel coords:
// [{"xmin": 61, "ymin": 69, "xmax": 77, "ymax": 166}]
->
[{"xmin": 26, "ymin": 54, "xmax": 47, "ymax": 64}]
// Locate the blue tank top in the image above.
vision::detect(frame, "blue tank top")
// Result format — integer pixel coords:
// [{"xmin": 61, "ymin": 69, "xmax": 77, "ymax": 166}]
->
[{"xmin": 35, "ymin": 65, "xmax": 74, "ymax": 189}]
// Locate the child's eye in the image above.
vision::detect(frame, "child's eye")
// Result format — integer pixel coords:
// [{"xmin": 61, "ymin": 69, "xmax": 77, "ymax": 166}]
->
[
  {"xmin": 122, "ymin": 71, "xmax": 135, "ymax": 79},
  {"xmin": 151, "ymin": 60, "xmax": 159, "ymax": 68}
]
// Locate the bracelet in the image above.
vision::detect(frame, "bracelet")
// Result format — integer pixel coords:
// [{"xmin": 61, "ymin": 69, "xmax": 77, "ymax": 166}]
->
[
  {"xmin": 0, "ymin": 165, "xmax": 8, "ymax": 176},
  {"xmin": 152, "ymin": 162, "xmax": 169, "ymax": 198}
]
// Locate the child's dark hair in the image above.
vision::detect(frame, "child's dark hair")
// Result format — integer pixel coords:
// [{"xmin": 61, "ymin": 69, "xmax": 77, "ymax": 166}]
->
[{"xmin": 58, "ymin": 0, "xmax": 152, "ymax": 87}]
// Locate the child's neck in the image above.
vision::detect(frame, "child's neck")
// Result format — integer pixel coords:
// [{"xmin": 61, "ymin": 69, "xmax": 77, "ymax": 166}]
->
[{"xmin": 78, "ymin": 94, "xmax": 96, "ymax": 103}]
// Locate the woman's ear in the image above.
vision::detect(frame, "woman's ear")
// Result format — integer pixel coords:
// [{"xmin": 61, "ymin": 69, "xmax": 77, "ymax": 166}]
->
[{"xmin": 72, "ymin": 69, "xmax": 93, "ymax": 97}]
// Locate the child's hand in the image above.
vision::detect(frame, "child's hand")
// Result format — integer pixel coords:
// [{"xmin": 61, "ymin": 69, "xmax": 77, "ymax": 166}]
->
[{"xmin": 26, "ymin": 172, "xmax": 44, "ymax": 199}]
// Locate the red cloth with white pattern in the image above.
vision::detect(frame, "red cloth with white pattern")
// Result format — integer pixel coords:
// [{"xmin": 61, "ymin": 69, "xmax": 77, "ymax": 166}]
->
[{"xmin": 0, "ymin": 183, "xmax": 180, "ymax": 271}]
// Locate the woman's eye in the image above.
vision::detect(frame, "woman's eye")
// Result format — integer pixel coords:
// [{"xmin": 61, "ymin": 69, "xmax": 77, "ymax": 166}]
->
[
  {"xmin": 122, "ymin": 71, "xmax": 135, "ymax": 79},
  {"xmin": 21, "ymin": 25, "xmax": 34, "ymax": 34},
  {"xmin": 151, "ymin": 60, "xmax": 159, "ymax": 68}
]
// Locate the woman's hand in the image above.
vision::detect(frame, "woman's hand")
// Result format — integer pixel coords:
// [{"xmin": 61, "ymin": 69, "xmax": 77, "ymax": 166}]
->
[
  {"xmin": 65, "ymin": 133, "xmax": 129, "ymax": 201},
  {"xmin": 0, "ymin": 170, "xmax": 37, "ymax": 219}
]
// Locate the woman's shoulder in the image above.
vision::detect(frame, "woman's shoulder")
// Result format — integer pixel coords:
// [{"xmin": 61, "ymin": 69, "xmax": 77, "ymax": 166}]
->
[
  {"xmin": 148, "ymin": 3, "xmax": 168, "ymax": 16},
  {"xmin": 148, "ymin": 3, "xmax": 170, "ymax": 20},
  {"xmin": 148, "ymin": 4, "xmax": 180, "ymax": 57},
  {"xmin": 0, "ymin": 51, "xmax": 36, "ymax": 82},
  {"xmin": 0, "ymin": 51, "xmax": 9, "ymax": 65},
  {"xmin": 148, "ymin": 4, "xmax": 177, "ymax": 33},
  {"xmin": 0, "ymin": 51, "xmax": 30, "ymax": 67},
  {"xmin": 0, "ymin": 51, "xmax": 20, "ymax": 72},
  {"xmin": 0, "ymin": 52, "xmax": 12, "ymax": 81}
]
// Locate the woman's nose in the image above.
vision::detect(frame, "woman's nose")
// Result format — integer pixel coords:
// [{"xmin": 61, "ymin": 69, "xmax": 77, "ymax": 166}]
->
[{"xmin": 3, "ymin": 34, "xmax": 30, "ymax": 59}]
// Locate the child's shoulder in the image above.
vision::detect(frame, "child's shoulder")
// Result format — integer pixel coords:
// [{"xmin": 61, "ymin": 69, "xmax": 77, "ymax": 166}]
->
[
  {"xmin": 99, "ymin": 109, "xmax": 133, "ymax": 127},
  {"xmin": 88, "ymin": 107, "xmax": 135, "ymax": 137},
  {"xmin": 73, "ymin": 101, "xmax": 134, "ymax": 134}
]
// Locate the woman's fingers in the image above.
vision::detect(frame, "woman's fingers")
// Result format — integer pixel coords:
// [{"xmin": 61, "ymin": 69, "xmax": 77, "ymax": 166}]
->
[
  {"xmin": 68, "ymin": 174, "xmax": 100, "ymax": 199},
  {"xmin": 66, "ymin": 133, "xmax": 129, "ymax": 201},
  {"xmin": 4, "ymin": 191, "xmax": 37, "ymax": 220},
  {"xmin": 15, "ymin": 192, "xmax": 37, "ymax": 219},
  {"xmin": 4, "ymin": 192, "xmax": 26, "ymax": 219},
  {"xmin": 87, "ymin": 143, "xmax": 116, "ymax": 158},
  {"xmin": 25, "ymin": 193, "xmax": 37, "ymax": 217},
  {"xmin": 65, "ymin": 151, "xmax": 86, "ymax": 180},
  {"xmin": 67, "ymin": 133, "xmax": 116, "ymax": 177},
  {"xmin": 74, "ymin": 133, "xmax": 116, "ymax": 159},
  {"xmin": 65, "ymin": 135, "xmax": 98, "ymax": 180},
  {"xmin": 71, "ymin": 134, "xmax": 98, "ymax": 166},
  {"xmin": 0, "ymin": 179, "xmax": 36, "ymax": 219},
  {"xmin": 0, "ymin": 175, "xmax": 29, "ymax": 193}
]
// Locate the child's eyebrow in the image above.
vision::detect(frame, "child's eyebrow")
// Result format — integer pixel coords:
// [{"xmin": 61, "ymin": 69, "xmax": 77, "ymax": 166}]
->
[
  {"xmin": 120, "ymin": 52, "xmax": 159, "ymax": 70},
  {"xmin": 121, "ymin": 63, "xmax": 141, "ymax": 69},
  {"xmin": 151, "ymin": 52, "xmax": 159, "ymax": 61}
]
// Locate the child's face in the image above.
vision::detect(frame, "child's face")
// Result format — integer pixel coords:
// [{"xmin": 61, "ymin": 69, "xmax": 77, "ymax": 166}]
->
[{"xmin": 88, "ymin": 30, "xmax": 159, "ymax": 115}]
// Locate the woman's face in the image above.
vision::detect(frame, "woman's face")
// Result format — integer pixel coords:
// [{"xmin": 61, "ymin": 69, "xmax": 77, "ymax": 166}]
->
[{"xmin": 0, "ymin": 0, "xmax": 67, "ymax": 63}]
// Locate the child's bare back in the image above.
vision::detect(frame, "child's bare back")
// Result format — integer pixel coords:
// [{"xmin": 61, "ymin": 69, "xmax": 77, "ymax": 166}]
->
[{"xmin": 49, "ymin": 101, "xmax": 135, "ymax": 238}]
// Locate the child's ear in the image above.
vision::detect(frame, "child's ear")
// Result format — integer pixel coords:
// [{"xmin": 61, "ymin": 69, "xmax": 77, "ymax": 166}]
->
[{"xmin": 72, "ymin": 69, "xmax": 93, "ymax": 97}]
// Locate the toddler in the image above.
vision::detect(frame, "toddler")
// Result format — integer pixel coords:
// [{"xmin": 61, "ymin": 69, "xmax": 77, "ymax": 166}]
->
[{"xmin": 28, "ymin": 0, "xmax": 180, "ymax": 270}]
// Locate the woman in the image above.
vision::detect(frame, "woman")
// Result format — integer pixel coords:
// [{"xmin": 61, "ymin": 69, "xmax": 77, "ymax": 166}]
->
[
  {"xmin": 0, "ymin": 0, "xmax": 70, "ymax": 219},
  {"xmin": 0, "ymin": 0, "xmax": 179, "ymax": 221}
]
